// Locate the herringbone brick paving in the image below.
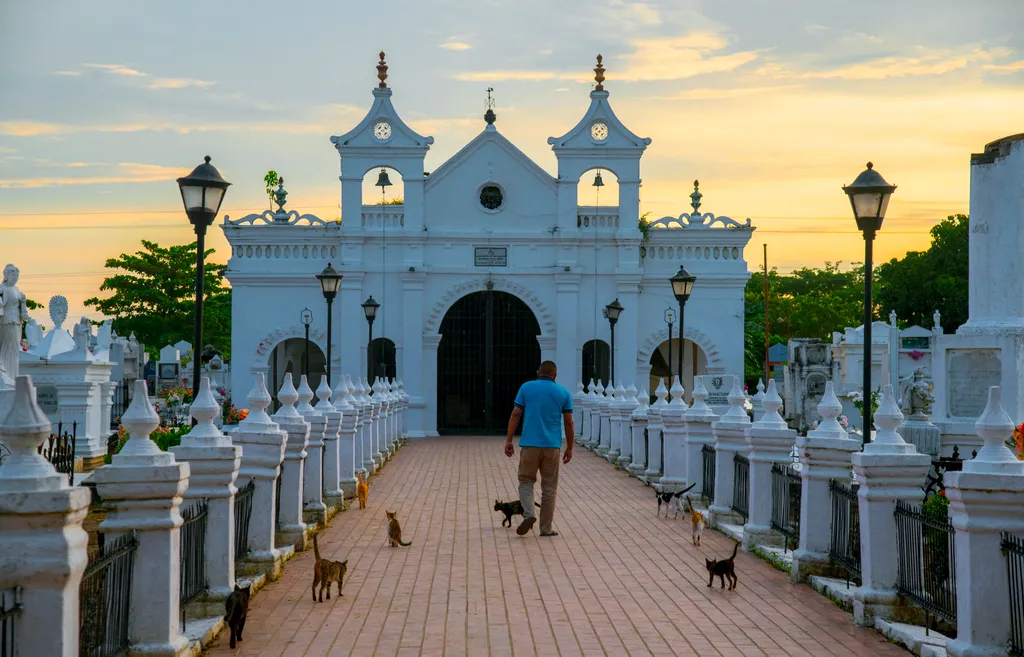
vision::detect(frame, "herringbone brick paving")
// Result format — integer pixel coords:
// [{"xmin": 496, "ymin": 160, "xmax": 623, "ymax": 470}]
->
[{"xmin": 204, "ymin": 436, "xmax": 907, "ymax": 656}]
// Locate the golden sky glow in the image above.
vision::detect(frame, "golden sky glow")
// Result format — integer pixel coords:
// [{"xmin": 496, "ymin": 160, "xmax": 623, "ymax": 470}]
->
[{"xmin": 1, "ymin": 0, "xmax": 1021, "ymax": 322}]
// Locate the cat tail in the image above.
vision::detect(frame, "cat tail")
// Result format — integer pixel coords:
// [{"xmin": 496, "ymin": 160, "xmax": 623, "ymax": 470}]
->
[
  {"xmin": 729, "ymin": 540, "xmax": 739, "ymax": 561},
  {"xmin": 399, "ymin": 538, "xmax": 412, "ymax": 546},
  {"xmin": 534, "ymin": 503, "xmax": 541, "ymax": 508},
  {"xmin": 224, "ymin": 594, "xmax": 235, "ymax": 622},
  {"xmin": 681, "ymin": 482, "xmax": 697, "ymax": 495},
  {"xmin": 313, "ymin": 533, "xmax": 321, "ymax": 561}
]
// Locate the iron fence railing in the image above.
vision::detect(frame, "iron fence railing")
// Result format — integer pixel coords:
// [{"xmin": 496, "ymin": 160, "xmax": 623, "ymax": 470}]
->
[
  {"xmin": 274, "ymin": 472, "xmax": 282, "ymax": 529},
  {"xmin": 731, "ymin": 453, "xmax": 749, "ymax": 521},
  {"xmin": 829, "ymin": 479, "xmax": 861, "ymax": 586},
  {"xmin": 79, "ymin": 532, "xmax": 136, "ymax": 657},
  {"xmin": 1003, "ymin": 532, "xmax": 1024, "ymax": 657},
  {"xmin": 39, "ymin": 421, "xmax": 77, "ymax": 487},
  {"xmin": 770, "ymin": 462, "xmax": 801, "ymax": 547},
  {"xmin": 701, "ymin": 444, "xmax": 716, "ymax": 505},
  {"xmin": 895, "ymin": 500, "xmax": 957, "ymax": 633},
  {"xmin": 110, "ymin": 381, "xmax": 130, "ymax": 429},
  {"xmin": 642, "ymin": 427, "xmax": 648, "ymax": 471},
  {"xmin": 0, "ymin": 587, "xmax": 21, "ymax": 657},
  {"xmin": 234, "ymin": 479, "xmax": 256, "ymax": 563},
  {"xmin": 179, "ymin": 499, "xmax": 209, "ymax": 631}
]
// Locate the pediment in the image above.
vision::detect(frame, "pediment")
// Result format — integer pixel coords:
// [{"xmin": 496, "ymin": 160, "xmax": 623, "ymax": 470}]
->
[
  {"xmin": 330, "ymin": 88, "xmax": 433, "ymax": 152},
  {"xmin": 548, "ymin": 90, "xmax": 651, "ymax": 152},
  {"xmin": 426, "ymin": 127, "xmax": 555, "ymax": 190}
]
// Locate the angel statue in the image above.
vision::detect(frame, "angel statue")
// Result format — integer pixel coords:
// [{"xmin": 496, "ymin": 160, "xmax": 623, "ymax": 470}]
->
[
  {"xmin": 0, "ymin": 264, "xmax": 29, "ymax": 381},
  {"xmin": 907, "ymin": 368, "xmax": 935, "ymax": 419}
]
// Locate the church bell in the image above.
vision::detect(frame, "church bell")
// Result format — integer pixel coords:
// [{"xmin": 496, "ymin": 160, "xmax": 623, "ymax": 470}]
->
[
  {"xmin": 375, "ymin": 168, "xmax": 393, "ymax": 188},
  {"xmin": 592, "ymin": 170, "xmax": 604, "ymax": 187}
]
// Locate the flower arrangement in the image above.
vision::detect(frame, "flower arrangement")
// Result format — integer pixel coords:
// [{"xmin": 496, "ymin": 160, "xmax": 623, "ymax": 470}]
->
[
  {"xmin": 158, "ymin": 386, "xmax": 194, "ymax": 406},
  {"xmin": 908, "ymin": 350, "xmax": 926, "ymax": 361},
  {"xmin": 923, "ymin": 488, "xmax": 950, "ymax": 518},
  {"xmin": 850, "ymin": 388, "xmax": 881, "ymax": 416},
  {"xmin": 808, "ymin": 415, "xmax": 850, "ymax": 432},
  {"xmin": 222, "ymin": 401, "xmax": 249, "ymax": 425},
  {"xmin": 104, "ymin": 423, "xmax": 192, "ymax": 463},
  {"xmin": 1011, "ymin": 421, "xmax": 1024, "ymax": 460}
]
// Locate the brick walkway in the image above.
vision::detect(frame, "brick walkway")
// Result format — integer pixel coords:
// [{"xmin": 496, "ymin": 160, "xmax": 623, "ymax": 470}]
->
[{"xmin": 205, "ymin": 437, "xmax": 907, "ymax": 657}]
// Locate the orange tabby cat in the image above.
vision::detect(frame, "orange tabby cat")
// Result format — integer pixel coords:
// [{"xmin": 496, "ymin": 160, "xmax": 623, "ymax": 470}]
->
[
  {"xmin": 686, "ymin": 497, "xmax": 704, "ymax": 546},
  {"xmin": 356, "ymin": 471, "xmax": 369, "ymax": 510},
  {"xmin": 385, "ymin": 510, "xmax": 412, "ymax": 547}
]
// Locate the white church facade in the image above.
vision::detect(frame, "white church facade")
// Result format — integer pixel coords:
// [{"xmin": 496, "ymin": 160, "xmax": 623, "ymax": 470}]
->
[{"xmin": 223, "ymin": 54, "xmax": 755, "ymax": 437}]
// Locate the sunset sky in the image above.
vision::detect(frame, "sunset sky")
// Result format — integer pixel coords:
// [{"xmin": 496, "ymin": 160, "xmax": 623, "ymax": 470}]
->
[{"xmin": 2, "ymin": 0, "xmax": 1022, "ymax": 323}]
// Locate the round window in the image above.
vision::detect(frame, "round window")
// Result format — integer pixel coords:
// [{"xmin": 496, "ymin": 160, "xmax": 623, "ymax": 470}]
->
[
  {"xmin": 373, "ymin": 121, "xmax": 392, "ymax": 141},
  {"xmin": 590, "ymin": 122, "xmax": 609, "ymax": 141},
  {"xmin": 479, "ymin": 185, "xmax": 503, "ymax": 210}
]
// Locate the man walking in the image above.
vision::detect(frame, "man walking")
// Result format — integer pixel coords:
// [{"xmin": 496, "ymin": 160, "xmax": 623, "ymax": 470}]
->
[{"xmin": 504, "ymin": 360, "xmax": 574, "ymax": 537}]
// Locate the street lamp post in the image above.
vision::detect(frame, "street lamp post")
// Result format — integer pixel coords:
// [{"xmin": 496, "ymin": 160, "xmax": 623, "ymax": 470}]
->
[
  {"xmin": 300, "ymin": 308, "xmax": 313, "ymax": 379},
  {"xmin": 603, "ymin": 299, "xmax": 623, "ymax": 383},
  {"xmin": 664, "ymin": 308, "xmax": 676, "ymax": 380},
  {"xmin": 176, "ymin": 156, "xmax": 231, "ymax": 399},
  {"xmin": 316, "ymin": 263, "xmax": 343, "ymax": 386},
  {"xmin": 669, "ymin": 265, "xmax": 697, "ymax": 384},
  {"xmin": 843, "ymin": 162, "xmax": 896, "ymax": 444},
  {"xmin": 362, "ymin": 295, "xmax": 380, "ymax": 380}
]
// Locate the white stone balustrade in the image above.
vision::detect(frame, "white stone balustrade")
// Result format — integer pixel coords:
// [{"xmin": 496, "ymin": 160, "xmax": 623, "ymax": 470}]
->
[
  {"xmin": 0, "ymin": 376, "xmax": 92, "ymax": 657},
  {"xmin": 645, "ymin": 379, "xmax": 668, "ymax": 482},
  {"xmin": 232, "ymin": 373, "xmax": 287, "ymax": 579},
  {"xmin": 580, "ymin": 380, "xmax": 594, "ymax": 448},
  {"xmin": 684, "ymin": 376, "xmax": 716, "ymax": 498},
  {"xmin": 386, "ymin": 378, "xmax": 398, "ymax": 455},
  {"xmin": 366, "ymin": 377, "xmax": 382, "ymax": 469},
  {"xmin": 743, "ymin": 379, "xmax": 796, "ymax": 550},
  {"xmin": 374, "ymin": 379, "xmax": 391, "ymax": 462},
  {"xmin": 170, "ymin": 377, "xmax": 242, "ymax": 601},
  {"xmin": 92, "ymin": 380, "xmax": 191, "ymax": 656},
  {"xmin": 598, "ymin": 385, "xmax": 613, "ymax": 457},
  {"xmin": 315, "ymin": 377, "xmax": 343, "ymax": 509},
  {"xmin": 271, "ymin": 374, "xmax": 309, "ymax": 550},
  {"xmin": 616, "ymin": 384, "xmax": 638, "ymax": 467},
  {"xmin": 751, "ymin": 379, "xmax": 766, "ymax": 422},
  {"xmin": 709, "ymin": 380, "xmax": 752, "ymax": 527},
  {"xmin": 628, "ymin": 388, "xmax": 649, "ymax": 476},
  {"xmin": 573, "ymin": 381, "xmax": 585, "ymax": 444},
  {"xmin": 791, "ymin": 382, "xmax": 860, "ymax": 583},
  {"xmin": 296, "ymin": 375, "xmax": 327, "ymax": 525},
  {"xmin": 395, "ymin": 378, "xmax": 408, "ymax": 443},
  {"xmin": 357, "ymin": 378, "xmax": 376, "ymax": 474},
  {"xmin": 588, "ymin": 380, "xmax": 603, "ymax": 450},
  {"xmin": 606, "ymin": 382, "xmax": 625, "ymax": 462},
  {"xmin": 851, "ymin": 384, "xmax": 931, "ymax": 627},
  {"xmin": 660, "ymin": 376, "xmax": 689, "ymax": 492},
  {"xmin": 334, "ymin": 375, "xmax": 358, "ymax": 498},
  {"xmin": 946, "ymin": 386, "xmax": 1024, "ymax": 657}
]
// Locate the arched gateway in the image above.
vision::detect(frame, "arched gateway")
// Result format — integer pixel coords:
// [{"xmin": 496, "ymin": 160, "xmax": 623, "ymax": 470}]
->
[{"xmin": 437, "ymin": 290, "xmax": 541, "ymax": 434}]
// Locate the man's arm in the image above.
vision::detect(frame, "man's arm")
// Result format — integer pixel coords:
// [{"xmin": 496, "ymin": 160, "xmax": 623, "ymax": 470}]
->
[
  {"xmin": 505, "ymin": 406, "xmax": 523, "ymax": 457},
  {"xmin": 562, "ymin": 411, "xmax": 574, "ymax": 445}
]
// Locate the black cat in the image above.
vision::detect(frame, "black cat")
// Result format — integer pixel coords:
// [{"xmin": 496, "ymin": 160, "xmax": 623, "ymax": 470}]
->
[
  {"xmin": 706, "ymin": 541, "xmax": 740, "ymax": 590},
  {"xmin": 494, "ymin": 499, "xmax": 541, "ymax": 527},
  {"xmin": 656, "ymin": 482, "xmax": 696, "ymax": 518},
  {"xmin": 224, "ymin": 582, "xmax": 251, "ymax": 648}
]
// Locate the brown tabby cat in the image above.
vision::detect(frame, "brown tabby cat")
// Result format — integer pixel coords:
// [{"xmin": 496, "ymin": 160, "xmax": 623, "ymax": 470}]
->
[
  {"xmin": 705, "ymin": 541, "xmax": 740, "ymax": 590},
  {"xmin": 311, "ymin": 534, "xmax": 348, "ymax": 602},
  {"xmin": 385, "ymin": 510, "xmax": 412, "ymax": 547},
  {"xmin": 356, "ymin": 471, "xmax": 369, "ymax": 510},
  {"xmin": 686, "ymin": 497, "xmax": 704, "ymax": 546}
]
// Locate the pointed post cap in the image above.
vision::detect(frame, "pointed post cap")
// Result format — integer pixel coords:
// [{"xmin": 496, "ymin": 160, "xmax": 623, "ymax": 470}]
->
[
  {"xmin": 0, "ymin": 375, "xmax": 66, "ymax": 491},
  {"xmin": 296, "ymin": 375, "xmax": 317, "ymax": 415},
  {"xmin": 722, "ymin": 379, "xmax": 751, "ymax": 422},
  {"xmin": 807, "ymin": 381, "xmax": 848, "ymax": 438},
  {"xmin": 754, "ymin": 379, "xmax": 766, "ymax": 400},
  {"xmin": 315, "ymin": 376, "xmax": 335, "ymax": 412},
  {"xmin": 755, "ymin": 379, "xmax": 787, "ymax": 429},
  {"xmin": 273, "ymin": 373, "xmax": 301, "ymax": 419},
  {"xmin": 871, "ymin": 384, "xmax": 909, "ymax": 446},
  {"xmin": 688, "ymin": 376, "xmax": 713, "ymax": 416},
  {"xmin": 576, "ymin": 381, "xmax": 585, "ymax": 396},
  {"xmin": 966, "ymin": 386, "xmax": 1024, "ymax": 474},
  {"xmin": 242, "ymin": 373, "xmax": 273, "ymax": 427},
  {"xmin": 117, "ymin": 380, "xmax": 174, "ymax": 464},
  {"xmin": 633, "ymin": 388, "xmax": 650, "ymax": 417},
  {"xmin": 653, "ymin": 378, "xmax": 669, "ymax": 408},
  {"xmin": 669, "ymin": 375, "xmax": 685, "ymax": 407},
  {"xmin": 187, "ymin": 376, "xmax": 229, "ymax": 443},
  {"xmin": 587, "ymin": 378, "xmax": 597, "ymax": 397},
  {"xmin": 626, "ymin": 383, "xmax": 638, "ymax": 405}
]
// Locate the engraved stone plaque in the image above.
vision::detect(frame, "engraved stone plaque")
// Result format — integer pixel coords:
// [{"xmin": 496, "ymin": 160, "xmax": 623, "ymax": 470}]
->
[
  {"xmin": 696, "ymin": 374, "xmax": 736, "ymax": 408},
  {"xmin": 35, "ymin": 384, "xmax": 60, "ymax": 421},
  {"xmin": 947, "ymin": 349, "xmax": 1002, "ymax": 419},
  {"xmin": 474, "ymin": 247, "xmax": 507, "ymax": 267}
]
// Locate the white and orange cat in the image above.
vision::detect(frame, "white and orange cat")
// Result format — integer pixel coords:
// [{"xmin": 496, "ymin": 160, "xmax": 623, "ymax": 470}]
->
[
  {"xmin": 686, "ymin": 497, "xmax": 704, "ymax": 546},
  {"xmin": 356, "ymin": 471, "xmax": 369, "ymax": 510}
]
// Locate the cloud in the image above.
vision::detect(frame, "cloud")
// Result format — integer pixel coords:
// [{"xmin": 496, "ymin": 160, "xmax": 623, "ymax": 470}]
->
[
  {"xmin": 646, "ymin": 85, "xmax": 799, "ymax": 100},
  {"xmin": 455, "ymin": 70, "xmax": 560, "ymax": 82},
  {"xmin": 553, "ymin": 88, "xmax": 570, "ymax": 92},
  {"xmin": 763, "ymin": 45, "xmax": 1016, "ymax": 80},
  {"xmin": 148, "ymin": 77, "xmax": 217, "ymax": 89},
  {"xmin": 0, "ymin": 119, "xmax": 329, "ymax": 137},
  {"xmin": 83, "ymin": 63, "xmax": 148, "ymax": 77},
  {"xmin": 616, "ymin": 33, "xmax": 761, "ymax": 81},
  {"xmin": 439, "ymin": 40, "xmax": 471, "ymax": 51},
  {"xmin": 984, "ymin": 60, "xmax": 1024, "ymax": 73},
  {"xmin": 53, "ymin": 70, "xmax": 81, "ymax": 76},
  {"xmin": 0, "ymin": 162, "xmax": 185, "ymax": 188},
  {"xmin": 804, "ymin": 24, "xmax": 828, "ymax": 34},
  {"xmin": 0, "ymin": 146, "xmax": 16, "ymax": 154}
]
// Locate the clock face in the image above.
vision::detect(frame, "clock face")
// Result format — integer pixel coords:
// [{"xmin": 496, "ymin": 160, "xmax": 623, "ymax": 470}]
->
[
  {"xmin": 590, "ymin": 122, "xmax": 609, "ymax": 141},
  {"xmin": 373, "ymin": 121, "xmax": 392, "ymax": 141}
]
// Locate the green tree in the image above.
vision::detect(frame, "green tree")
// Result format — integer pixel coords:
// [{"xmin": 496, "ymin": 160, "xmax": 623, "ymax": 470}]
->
[
  {"xmin": 875, "ymin": 214, "xmax": 968, "ymax": 333},
  {"xmin": 263, "ymin": 170, "xmax": 279, "ymax": 210},
  {"xmin": 84, "ymin": 240, "xmax": 231, "ymax": 359}
]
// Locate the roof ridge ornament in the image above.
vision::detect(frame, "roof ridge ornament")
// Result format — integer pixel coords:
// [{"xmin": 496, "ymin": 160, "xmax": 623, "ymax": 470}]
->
[
  {"xmin": 377, "ymin": 51, "xmax": 388, "ymax": 89},
  {"xmin": 690, "ymin": 180, "xmax": 702, "ymax": 215},
  {"xmin": 594, "ymin": 54, "xmax": 605, "ymax": 91},
  {"xmin": 484, "ymin": 87, "xmax": 496, "ymax": 126}
]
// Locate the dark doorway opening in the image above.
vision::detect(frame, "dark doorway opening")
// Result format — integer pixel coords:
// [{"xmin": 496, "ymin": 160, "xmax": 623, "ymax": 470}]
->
[
  {"xmin": 581, "ymin": 339, "xmax": 610, "ymax": 389},
  {"xmin": 368, "ymin": 338, "xmax": 397, "ymax": 381},
  {"xmin": 437, "ymin": 290, "xmax": 541, "ymax": 434}
]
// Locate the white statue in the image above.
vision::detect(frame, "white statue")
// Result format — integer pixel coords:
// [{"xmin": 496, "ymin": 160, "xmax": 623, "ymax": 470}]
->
[
  {"xmin": 933, "ymin": 309, "xmax": 942, "ymax": 331},
  {"xmin": 24, "ymin": 318, "xmax": 43, "ymax": 350},
  {"xmin": 889, "ymin": 309, "xmax": 897, "ymax": 326},
  {"xmin": 908, "ymin": 369, "xmax": 935, "ymax": 418},
  {"xmin": 0, "ymin": 264, "xmax": 29, "ymax": 381},
  {"xmin": 73, "ymin": 317, "xmax": 91, "ymax": 352}
]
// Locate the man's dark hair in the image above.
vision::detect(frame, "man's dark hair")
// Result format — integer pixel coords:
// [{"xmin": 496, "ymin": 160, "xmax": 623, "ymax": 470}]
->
[{"xmin": 538, "ymin": 361, "xmax": 557, "ymax": 377}]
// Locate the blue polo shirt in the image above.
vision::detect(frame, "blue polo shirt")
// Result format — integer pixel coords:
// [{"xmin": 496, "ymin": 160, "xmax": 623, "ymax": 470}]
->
[{"xmin": 514, "ymin": 377, "xmax": 573, "ymax": 448}]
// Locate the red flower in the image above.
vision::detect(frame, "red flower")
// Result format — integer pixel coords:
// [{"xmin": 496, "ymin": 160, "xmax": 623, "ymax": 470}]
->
[{"xmin": 939, "ymin": 490, "xmax": 946, "ymax": 497}]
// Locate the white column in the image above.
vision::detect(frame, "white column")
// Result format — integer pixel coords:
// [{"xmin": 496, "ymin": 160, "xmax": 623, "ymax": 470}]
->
[
  {"xmin": 296, "ymin": 376, "xmax": 326, "ymax": 525},
  {"xmin": 684, "ymin": 377, "xmax": 716, "ymax": 498},
  {"xmin": 232, "ymin": 373, "xmax": 287, "ymax": 579},
  {"xmin": 58, "ymin": 381, "xmax": 99, "ymax": 462},
  {"xmin": 614, "ymin": 278, "xmax": 641, "ymax": 389},
  {"xmin": 946, "ymin": 386, "xmax": 1024, "ymax": 657},
  {"xmin": 170, "ymin": 377, "xmax": 242, "ymax": 600},
  {"xmin": 315, "ymin": 377, "xmax": 343, "ymax": 509},
  {"xmin": 357, "ymin": 379, "xmax": 376, "ymax": 474},
  {"xmin": 271, "ymin": 374, "xmax": 310, "ymax": 550},
  {"xmin": 339, "ymin": 273, "xmax": 365, "ymax": 379},
  {"xmin": 709, "ymin": 381, "xmax": 752, "ymax": 527},
  {"xmin": 583, "ymin": 381, "xmax": 598, "ymax": 449},
  {"xmin": 660, "ymin": 376, "xmax": 689, "ymax": 491},
  {"xmin": 0, "ymin": 376, "xmax": 92, "ymax": 657},
  {"xmin": 99, "ymin": 379, "xmax": 116, "ymax": 436},
  {"xmin": 645, "ymin": 379, "xmax": 668, "ymax": 481},
  {"xmin": 367, "ymin": 378, "xmax": 383, "ymax": 468},
  {"xmin": 597, "ymin": 389, "xmax": 613, "ymax": 457},
  {"xmin": 743, "ymin": 380, "xmax": 796, "ymax": 550},
  {"xmin": 852, "ymin": 384, "xmax": 931, "ymax": 627},
  {"xmin": 791, "ymin": 382, "xmax": 860, "ymax": 583},
  {"xmin": 606, "ymin": 383, "xmax": 624, "ymax": 462},
  {"xmin": 422, "ymin": 335, "xmax": 440, "ymax": 437},
  {"xmin": 572, "ymin": 381, "xmax": 585, "ymax": 445},
  {"xmin": 554, "ymin": 274, "xmax": 580, "ymax": 390},
  {"xmin": 375, "ymin": 379, "xmax": 392, "ymax": 461},
  {"xmin": 628, "ymin": 388, "xmax": 649, "ymax": 476},
  {"xmin": 92, "ymin": 380, "xmax": 190, "ymax": 656},
  {"xmin": 616, "ymin": 385, "xmax": 638, "ymax": 467},
  {"xmin": 334, "ymin": 375, "xmax": 358, "ymax": 499}
]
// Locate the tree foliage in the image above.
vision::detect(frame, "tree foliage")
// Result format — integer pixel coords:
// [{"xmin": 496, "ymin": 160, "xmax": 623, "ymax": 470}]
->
[
  {"xmin": 263, "ymin": 170, "xmax": 279, "ymax": 210},
  {"xmin": 875, "ymin": 214, "xmax": 968, "ymax": 333},
  {"xmin": 84, "ymin": 240, "xmax": 231, "ymax": 358}
]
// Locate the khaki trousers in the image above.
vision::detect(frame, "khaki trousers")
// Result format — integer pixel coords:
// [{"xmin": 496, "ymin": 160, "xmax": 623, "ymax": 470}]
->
[{"xmin": 518, "ymin": 447, "xmax": 560, "ymax": 534}]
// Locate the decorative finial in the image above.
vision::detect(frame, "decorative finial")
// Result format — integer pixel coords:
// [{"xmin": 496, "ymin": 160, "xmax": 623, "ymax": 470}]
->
[
  {"xmin": 377, "ymin": 51, "xmax": 389, "ymax": 88},
  {"xmin": 866, "ymin": 162, "xmax": 873, "ymax": 169},
  {"xmin": 484, "ymin": 87, "xmax": 496, "ymax": 125},
  {"xmin": 594, "ymin": 54, "xmax": 605, "ymax": 91},
  {"xmin": 690, "ymin": 180, "xmax": 702, "ymax": 215},
  {"xmin": 204, "ymin": 155, "xmax": 211, "ymax": 164},
  {"xmin": 273, "ymin": 178, "xmax": 287, "ymax": 214}
]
